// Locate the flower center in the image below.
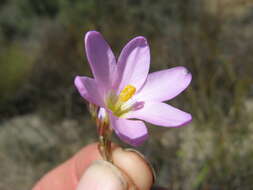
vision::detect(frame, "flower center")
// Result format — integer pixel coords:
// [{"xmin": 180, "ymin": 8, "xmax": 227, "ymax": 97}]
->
[
  {"xmin": 106, "ymin": 85, "xmax": 137, "ymax": 117},
  {"xmin": 118, "ymin": 85, "xmax": 136, "ymax": 102}
]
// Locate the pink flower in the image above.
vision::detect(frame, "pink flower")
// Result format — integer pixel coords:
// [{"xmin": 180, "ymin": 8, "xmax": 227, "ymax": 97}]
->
[{"xmin": 75, "ymin": 31, "xmax": 192, "ymax": 146}]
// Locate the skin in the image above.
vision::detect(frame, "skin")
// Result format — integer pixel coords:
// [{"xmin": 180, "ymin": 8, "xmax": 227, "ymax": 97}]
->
[{"xmin": 32, "ymin": 143, "xmax": 167, "ymax": 190}]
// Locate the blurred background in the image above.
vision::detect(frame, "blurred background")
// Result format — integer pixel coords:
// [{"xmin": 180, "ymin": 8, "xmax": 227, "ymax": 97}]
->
[{"xmin": 0, "ymin": 0, "xmax": 253, "ymax": 189}]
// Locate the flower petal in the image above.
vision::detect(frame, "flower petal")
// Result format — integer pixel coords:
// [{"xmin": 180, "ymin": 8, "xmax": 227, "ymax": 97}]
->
[
  {"xmin": 127, "ymin": 101, "xmax": 192, "ymax": 127},
  {"xmin": 74, "ymin": 76, "xmax": 104, "ymax": 106},
  {"xmin": 85, "ymin": 31, "xmax": 116, "ymax": 92},
  {"xmin": 116, "ymin": 36, "xmax": 150, "ymax": 92},
  {"xmin": 110, "ymin": 114, "xmax": 148, "ymax": 146},
  {"xmin": 136, "ymin": 66, "xmax": 192, "ymax": 102}
]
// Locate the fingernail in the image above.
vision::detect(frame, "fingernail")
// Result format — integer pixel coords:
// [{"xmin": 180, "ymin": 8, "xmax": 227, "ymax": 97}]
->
[
  {"xmin": 124, "ymin": 148, "xmax": 157, "ymax": 184},
  {"xmin": 77, "ymin": 160, "xmax": 128, "ymax": 190}
]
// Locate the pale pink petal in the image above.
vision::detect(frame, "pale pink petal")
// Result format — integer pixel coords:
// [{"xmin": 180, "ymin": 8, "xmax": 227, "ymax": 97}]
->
[
  {"xmin": 127, "ymin": 102, "xmax": 192, "ymax": 127},
  {"xmin": 110, "ymin": 114, "xmax": 148, "ymax": 146},
  {"xmin": 85, "ymin": 31, "xmax": 117, "ymax": 92},
  {"xmin": 74, "ymin": 76, "xmax": 104, "ymax": 107},
  {"xmin": 116, "ymin": 36, "xmax": 150, "ymax": 93},
  {"xmin": 136, "ymin": 66, "xmax": 192, "ymax": 102}
]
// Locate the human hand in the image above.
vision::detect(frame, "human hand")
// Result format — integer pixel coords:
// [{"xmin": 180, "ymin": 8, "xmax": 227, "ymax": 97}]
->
[{"xmin": 32, "ymin": 143, "xmax": 167, "ymax": 190}]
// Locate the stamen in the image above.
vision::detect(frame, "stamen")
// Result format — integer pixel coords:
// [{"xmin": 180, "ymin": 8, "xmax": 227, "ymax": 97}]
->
[
  {"xmin": 118, "ymin": 85, "xmax": 136, "ymax": 102},
  {"xmin": 106, "ymin": 85, "xmax": 137, "ymax": 117}
]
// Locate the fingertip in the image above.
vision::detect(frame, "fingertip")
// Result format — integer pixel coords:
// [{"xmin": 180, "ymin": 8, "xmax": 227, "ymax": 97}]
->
[
  {"xmin": 75, "ymin": 145, "xmax": 155, "ymax": 190},
  {"xmin": 32, "ymin": 143, "xmax": 105, "ymax": 190},
  {"xmin": 112, "ymin": 147, "xmax": 154, "ymax": 190},
  {"xmin": 33, "ymin": 143, "xmax": 154, "ymax": 190},
  {"xmin": 76, "ymin": 147, "xmax": 155, "ymax": 190},
  {"xmin": 77, "ymin": 160, "xmax": 128, "ymax": 190},
  {"xmin": 74, "ymin": 143, "xmax": 119, "ymax": 179},
  {"xmin": 74, "ymin": 143, "xmax": 102, "ymax": 179}
]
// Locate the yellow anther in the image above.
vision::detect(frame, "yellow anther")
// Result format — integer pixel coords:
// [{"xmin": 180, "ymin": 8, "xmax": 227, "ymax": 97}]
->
[{"xmin": 118, "ymin": 85, "xmax": 136, "ymax": 102}]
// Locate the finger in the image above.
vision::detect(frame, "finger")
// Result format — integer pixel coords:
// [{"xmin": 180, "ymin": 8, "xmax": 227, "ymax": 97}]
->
[
  {"xmin": 77, "ymin": 147, "xmax": 154, "ymax": 190},
  {"xmin": 112, "ymin": 147, "xmax": 154, "ymax": 190},
  {"xmin": 76, "ymin": 160, "xmax": 128, "ymax": 190},
  {"xmin": 32, "ymin": 143, "xmax": 154, "ymax": 190},
  {"xmin": 32, "ymin": 143, "xmax": 102, "ymax": 190}
]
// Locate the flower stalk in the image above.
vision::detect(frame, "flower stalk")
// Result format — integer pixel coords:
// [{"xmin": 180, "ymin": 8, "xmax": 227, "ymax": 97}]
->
[
  {"xmin": 97, "ymin": 124, "xmax": 113, "ymax": 162},
  {"xmin": 92, "ymin": 105, "xmax": 113, "ymax": 162}
]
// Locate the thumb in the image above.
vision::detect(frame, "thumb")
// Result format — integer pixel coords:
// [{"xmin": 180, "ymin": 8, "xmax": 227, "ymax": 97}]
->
[
  {"xmin": 77, "ymin": 160, "xmax": 128, "ymax": 190},
  {"xmin": 77, "ymin": 147, "xmax": 155, "ymax": 190}
]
